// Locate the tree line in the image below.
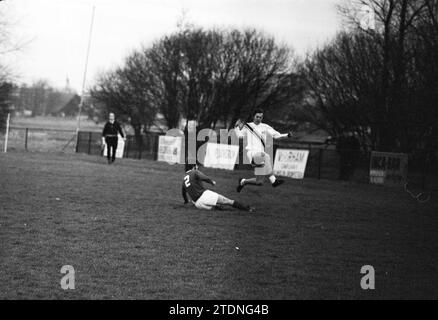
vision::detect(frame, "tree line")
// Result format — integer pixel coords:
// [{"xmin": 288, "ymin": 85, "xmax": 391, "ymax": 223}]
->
[
  {"xmin": 1, "ymin": 0, "xmax": 437, "ymax": 155},
  {"xmin": 90, "ymin": 27, "xmax": 300, "ymax": 145},
  {"xmin": 0, "ymin": 80, "xmax": 82, "ymax": 131},
  {"xmin": 301, "ymin": 0, "xmax": 438, "ymax": 153},
  {"xmin": 90, "ymin": 0, "xmax": 438, "ymax": 154},
  {"xmin": 12, "ymin": 81, "xmax": 80, "ymax": 116},
  {"xmin": 0, "ymin": 4, "xmax": 81, "ymax": 129}
]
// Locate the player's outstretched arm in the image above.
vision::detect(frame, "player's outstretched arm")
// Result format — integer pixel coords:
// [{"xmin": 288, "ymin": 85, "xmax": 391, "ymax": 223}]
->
[
  {"xmin": 234, "ymin": 119, "xmax": 245, "ymax": 130},
  {"xmin": 120, "ymin": 125, "xmax": 127, "ymax": 141},
  {"xmin": 270, "ymin": 127, "xmax": 293, "ymax": 140},
  {"xmin": 233, "ymin": 119, "xmax": 246, "ymax": 138},
  {"xmin": 197, "ymin": 170, "xmax": 216, "ymax": 186}
]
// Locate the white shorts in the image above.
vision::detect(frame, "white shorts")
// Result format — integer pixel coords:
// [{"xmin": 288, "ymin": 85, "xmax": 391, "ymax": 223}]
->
[
  {"xmin": 247, "ymin": 151, "xmax": 273, "ymax": 176},
  {"xmin": 195, "ymin": 190, "xmax": 219, "ymax": 210}
]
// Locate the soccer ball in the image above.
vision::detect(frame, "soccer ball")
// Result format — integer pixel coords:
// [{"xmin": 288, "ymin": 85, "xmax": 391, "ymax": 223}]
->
[{"xmin": 251, "ymin": 153, "xmax": 266, "ymax": 168}]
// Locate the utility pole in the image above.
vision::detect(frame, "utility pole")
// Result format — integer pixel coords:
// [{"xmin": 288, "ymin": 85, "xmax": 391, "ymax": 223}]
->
[{"xmin": 76, "ymin": 5, "xmax": 96, "ymax": 135}]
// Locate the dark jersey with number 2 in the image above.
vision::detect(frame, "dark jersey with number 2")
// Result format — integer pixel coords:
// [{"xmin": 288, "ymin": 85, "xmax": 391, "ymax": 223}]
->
[{"xmin": 182, "ymin": 169, "xmax": 214, "ymax": 202}]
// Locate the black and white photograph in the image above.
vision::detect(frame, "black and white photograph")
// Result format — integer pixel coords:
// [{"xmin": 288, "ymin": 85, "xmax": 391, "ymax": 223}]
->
[{"xmin": 0, "ymin": 0, "xmax": 438, "ymax": 305}]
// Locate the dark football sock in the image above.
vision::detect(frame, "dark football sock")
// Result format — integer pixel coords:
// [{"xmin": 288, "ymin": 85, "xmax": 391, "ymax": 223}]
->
[{"xmin": 232, "ymin": 201, "xmax": 250, "ymax": 211}]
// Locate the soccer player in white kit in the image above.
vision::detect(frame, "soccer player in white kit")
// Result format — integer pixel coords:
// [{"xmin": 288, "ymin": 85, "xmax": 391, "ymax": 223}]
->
[{"xmin": 234, "ymin": 109, "xmax": 293, "ymax": 192}]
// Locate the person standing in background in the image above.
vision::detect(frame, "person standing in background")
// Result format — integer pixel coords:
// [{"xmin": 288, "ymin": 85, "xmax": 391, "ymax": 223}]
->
[
  {"xmin": 337, "ymin": 130, "xmax": 360, "ymax": 180},
  {"xmin": 102, "ymin": 112, "xmax": 126, "ymax": 164}
]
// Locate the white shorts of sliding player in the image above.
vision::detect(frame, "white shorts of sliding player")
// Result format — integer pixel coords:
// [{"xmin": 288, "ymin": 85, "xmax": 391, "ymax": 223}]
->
[{"xmin": 195, "ymin": 190, "xmax": 219, "ymax": 210}]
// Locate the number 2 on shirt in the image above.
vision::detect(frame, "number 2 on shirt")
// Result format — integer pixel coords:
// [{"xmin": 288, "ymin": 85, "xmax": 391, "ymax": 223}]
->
[{"xmin": 184, "ymin": 175, "xmax": 191, "ymax": 187}]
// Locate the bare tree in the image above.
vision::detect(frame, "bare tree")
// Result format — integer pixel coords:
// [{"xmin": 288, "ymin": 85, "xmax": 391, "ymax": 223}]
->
[
  {"xmin": 0, "ymin": 82, "xmax": 12, "ymax": 131},
  {"xmin": 90, "ymin": 51, "xmax": 165, "ymax": 146},
  {"xmin": 221, "ymin": 29, "xmax": 296, "ymax": 128},
  {"xmin": 146, "ymin": 33, "xmax": 186, "ymax": 129},
  {"xmin": 91, "ymin": 27, "xmax": 299, "ymax": 133},
  {"xmin": 302, "ymin": 0, "xmax": 438, "ymax": 152},
  {"xmin": 0, "ymin": 3, "xmax": 15, "ymax": 125}
]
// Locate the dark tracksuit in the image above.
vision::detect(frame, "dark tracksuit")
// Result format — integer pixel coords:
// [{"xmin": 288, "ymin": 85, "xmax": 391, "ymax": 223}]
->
[{"xmin": 102, "ymin": 121, "xmax": 124, "ymax": 162}]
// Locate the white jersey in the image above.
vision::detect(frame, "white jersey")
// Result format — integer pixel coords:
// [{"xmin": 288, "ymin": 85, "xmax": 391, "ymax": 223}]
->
[{"xmin": 235, "ymin": 122, "xmax": 287, "ymax": 156}]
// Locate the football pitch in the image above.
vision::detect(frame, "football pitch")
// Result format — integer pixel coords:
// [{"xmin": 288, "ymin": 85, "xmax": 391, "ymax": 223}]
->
[{"xmin": 0, "ymin": 152, "xmax": 437, "ymax": 299}]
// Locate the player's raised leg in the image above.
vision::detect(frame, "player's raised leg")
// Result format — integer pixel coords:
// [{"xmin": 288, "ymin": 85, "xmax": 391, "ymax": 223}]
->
[
  {"xmin": 262, "ymin": 153, "xmax": 284, "ymax": 188},
  {"xmin": 237, "ymin": 152, "xmax": 284, "ymax": 192},
  {"xmin": 237, "ymin": 175, "xmax": 263, "ymax": 192},
  {"xmin": 236, "ymin": 152, "xmax": 264, "ymax": 192}
]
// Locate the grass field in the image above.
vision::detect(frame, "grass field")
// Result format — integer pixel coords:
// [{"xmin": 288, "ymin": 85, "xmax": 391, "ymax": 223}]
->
[{"xmin": 1, "ymin": 151, "xmax": 437, "ymax": 299}]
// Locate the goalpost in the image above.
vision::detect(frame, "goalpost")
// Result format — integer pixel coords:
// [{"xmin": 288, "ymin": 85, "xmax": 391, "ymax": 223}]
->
[
  {"xmin": 63, "ymin": 6, "xmax": 96, "ymax": 152},
  {"xmin": 76, "ymin": 5, "xmax": 96, "ymax": 135}
]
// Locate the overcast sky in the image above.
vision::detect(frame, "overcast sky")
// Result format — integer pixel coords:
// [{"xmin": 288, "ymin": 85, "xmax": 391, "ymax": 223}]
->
[{"xmin": 2, "ymin": 0, "xmax": 342, "ymax": 92}]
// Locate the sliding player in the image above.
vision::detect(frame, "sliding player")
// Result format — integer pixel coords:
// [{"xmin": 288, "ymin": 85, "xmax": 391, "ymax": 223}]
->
[
  {"xmin": 182, "ymin": 164, "xmax": 254, "ymax": 212},
  {"xmin": 234, "ymin": 109, "xmax": 293, "ymax": 192}
]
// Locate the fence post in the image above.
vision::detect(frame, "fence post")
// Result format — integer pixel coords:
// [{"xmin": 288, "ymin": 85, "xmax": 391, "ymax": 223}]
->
[
  {"xmin": 25, "ymin": 128, "xmax": 29, "ymax": 151},
  {"xmin": 75, "ymin": 132, "xmax": 79, "ymax": 153},
  {"xmin": 3, "ymin": 113, "xmax": 10, "ymax": 153},
  {"xmin": 154, "ymin": 134, "xmax": 159, "ymax": 161},
  {"xmin": 138, "ymin": 137, "xmax": 142, "ymax": 160},
  {"xmin": 88, "ymin": 132, "xmax": 92, "ymax": 154},
  {"xmin": 318, "ymin": 148, "xmax": 323, "ymax": 180}
]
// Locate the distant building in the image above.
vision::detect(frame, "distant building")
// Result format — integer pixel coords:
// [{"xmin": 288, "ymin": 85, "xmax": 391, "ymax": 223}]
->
[
  {"xmin": 23, "ymin": 110, "xmax": 33, "ymax": 117},
  {"xmin": 60, "ymin": 94, "xmax": 81, "ymax": 117},
  {"xmin": 49, "ymin": 94, "xmax": 80, "ymax": 117}
]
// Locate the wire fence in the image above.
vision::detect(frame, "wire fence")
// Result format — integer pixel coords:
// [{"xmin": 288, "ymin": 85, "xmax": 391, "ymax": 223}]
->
[
  {"xmin": 0, "ymin": 127, "xmax": 77, "ymax": 153},
  {"xmin": 75, "ymin": 131, "xmax": 161, "ymax": 160},
  {"xmin": 74, "ymin": 130, "xmax": 437, "ymax": 191},
  {"xmin": 1, "ymin": 128, "xmax": 435, "ymax": 191}
]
